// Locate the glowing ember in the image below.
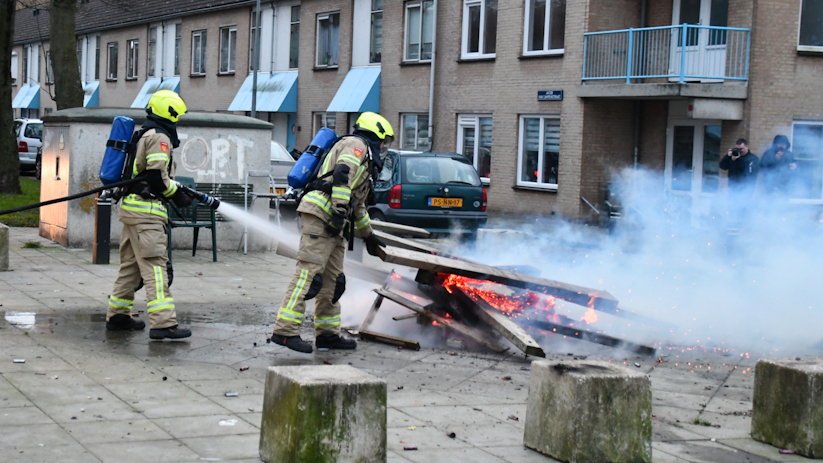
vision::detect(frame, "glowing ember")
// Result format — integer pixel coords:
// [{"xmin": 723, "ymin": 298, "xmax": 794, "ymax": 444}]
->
[
  {"xmin": 439, "ymin": 273, "xmax": 557, "ymax": 317},
  {"xmin": 581, "ymin": 308, "xmax": 598, "ymax": 324}
]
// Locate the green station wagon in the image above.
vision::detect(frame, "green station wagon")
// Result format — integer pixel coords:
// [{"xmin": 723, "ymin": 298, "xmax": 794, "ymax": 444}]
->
[{"xmin": 368, "ymin": 151, "xmax": 487, "ymax": 236}]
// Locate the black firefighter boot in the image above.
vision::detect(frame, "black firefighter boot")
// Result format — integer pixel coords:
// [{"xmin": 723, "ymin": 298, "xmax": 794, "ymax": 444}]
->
[
  {"xmin": 106, "ymin": 314, "xmax": 146, "ymax": 331},
  {"xmin": 149, "ymin": 325, "xmax": 192, "ymax": 340},
  {"xmin": 270, "ymin": 333, "xmax": 313, "ymax": 353},
  {"xmin": 316, "ymin": 333, "xmax": 357, "ymax": 350}
]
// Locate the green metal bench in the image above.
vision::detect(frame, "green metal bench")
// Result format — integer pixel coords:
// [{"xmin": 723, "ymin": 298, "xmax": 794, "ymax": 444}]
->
[{"xmin": 167, "ymin": 177, "xmax": 217, "ymax": 262}]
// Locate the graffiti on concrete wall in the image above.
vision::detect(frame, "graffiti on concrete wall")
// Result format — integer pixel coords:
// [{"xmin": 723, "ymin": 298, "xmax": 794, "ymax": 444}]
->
[{"xmin": 177, "ymin": 134, "xmax": 255, "ymax": 182}]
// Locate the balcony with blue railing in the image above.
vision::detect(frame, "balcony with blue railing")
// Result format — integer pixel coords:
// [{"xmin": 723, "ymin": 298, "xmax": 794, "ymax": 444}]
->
[{"xmin": 579, "ymin": 24, "xmax": 751, "ymax": 99}]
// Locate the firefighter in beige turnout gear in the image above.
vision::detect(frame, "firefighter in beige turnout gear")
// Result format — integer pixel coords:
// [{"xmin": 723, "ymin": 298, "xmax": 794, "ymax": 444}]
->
[
  {"xmin": 271, "ymin": 112, "xmax": 393, "ymax": 353},
  {"xmin": 106, "ymin": 90, "xmax": 194, "ymax": 339}
]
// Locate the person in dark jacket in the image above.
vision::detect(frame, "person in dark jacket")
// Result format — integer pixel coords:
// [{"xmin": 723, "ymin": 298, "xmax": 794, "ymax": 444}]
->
[
  {"xmin": 719, "ymin": 138, "xmax": 759, "ymax": 198},
  {"xmin": 719, "ymin": 139, "xmax": 759, "ymax": 236},
  {"xmin": 759, "ymin": 135, "xmax": 797, "ymax": 195}
]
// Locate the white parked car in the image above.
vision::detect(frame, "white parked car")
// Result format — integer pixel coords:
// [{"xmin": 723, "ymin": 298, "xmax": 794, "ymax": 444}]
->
[
  {"xmin": 270, "ymin": 140, "xmax": 296, "ymax": 196},
  {"xmin": 15, "ymin": 118, "xmax": 42, "ymax": 179}
]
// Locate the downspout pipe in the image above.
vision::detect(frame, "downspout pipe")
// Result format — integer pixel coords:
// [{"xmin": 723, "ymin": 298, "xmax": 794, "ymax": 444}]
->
[
  {"xmin": 251, "ymin": 0, "xmax": 262, "ymax": 118},
  {"xmin": 160, "ymin": 21, "xmax": 166, "ymax": 79},
  {"xmin": 426, "ymin": 0, "xmax": 437, "ymax": 151},
  {"xmin": 276, "ymin": 2, "xmax": 277, "ymax": 75},
  {"xmin": 633, "ymin": 0, "xmax": 648, "ymax": 170}
]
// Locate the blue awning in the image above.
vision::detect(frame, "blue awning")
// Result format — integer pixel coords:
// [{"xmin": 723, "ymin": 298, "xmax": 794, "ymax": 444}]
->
[
  {"xmin": 11, "ymin": 84, "xmax": 40, "ymax": 109},
  {"xmin": 83, "ymin": 81, "xmax": 99, "ymax": 107},
  {"xmin": 228, "ymin": 72, "xmax": 298, "ymax": 113},
  {"xmin": 130, "ymin": 77, "xmax": 181, "ymax": 108},
  {"xmin": 327, "ymin": 67, "xmax": 380, "ymax": 113}
]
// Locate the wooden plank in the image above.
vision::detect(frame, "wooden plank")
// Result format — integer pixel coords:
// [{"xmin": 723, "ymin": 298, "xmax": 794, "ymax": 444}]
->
[
  {"xmin": 523, "ymin": 319, "xmax": 657, "ymax": 356},
  {"xmin": 360, "ymin": 330, "xmax": 421, "ymax": 350},
  {"xmin": 370, "ymin": 220, "xmax": 431, "ymax": 238},
  {"xmin": 448, "ymin": 286, "xmax": 546, "ymax": 358},
  {"xmin": 376, "ymin": 246, "xmax": 620, "ymax": 312},
  {"xmin": 373, "ymin": 230, "xmax": 444, "ymax": 255},
  {"xmin": 358, "ymin": 273, "xmax": 394, "ymax": 333},
  {"xmin": 373, "ymin": 288, "xmax": 509, "ymax": 354},
  {"xmin": 392, "ymin": 313, "xmax": 419, "ymax": 321}
]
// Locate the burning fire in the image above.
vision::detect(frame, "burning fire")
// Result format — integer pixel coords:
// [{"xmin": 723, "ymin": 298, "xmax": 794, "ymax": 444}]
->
[
  {"xmin": 440, "ymin": 274, "xmax": 556, "ymax": 317},
  {"xmin": 440, "ymin": 273, "xmax": 598, "ymax": 326}
]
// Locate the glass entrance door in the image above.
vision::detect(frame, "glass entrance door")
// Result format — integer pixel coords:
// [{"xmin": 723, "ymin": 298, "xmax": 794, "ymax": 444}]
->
[
  {"xmin": 666, "ymin": 119, "xmax": 722, "ymax": 218},
  {"xmin": 671, "ymin": 0, "xmax": 729, "ymax": 82}
]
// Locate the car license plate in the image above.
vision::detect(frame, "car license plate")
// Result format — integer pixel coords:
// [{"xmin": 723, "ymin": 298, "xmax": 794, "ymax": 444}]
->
[
  {"xmin": 275, "ymin": 188, "xmax": 286, "ymax": 195},
  {"xmin": 429, "ymin": 197, "xmax": 462, "ymax": 208}
]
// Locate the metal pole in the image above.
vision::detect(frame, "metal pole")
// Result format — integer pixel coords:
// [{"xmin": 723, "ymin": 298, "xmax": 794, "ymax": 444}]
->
[
  {"xmin": 251, "ymin": 0, "xmax": 261, "ymax": 118},
  {"xmin": 92, "ymin": 192, "xmax": 112, "ymax": 265},
  {"xmin": 426, "ymin": 0, "xmax": 437, "ymax": 151}
]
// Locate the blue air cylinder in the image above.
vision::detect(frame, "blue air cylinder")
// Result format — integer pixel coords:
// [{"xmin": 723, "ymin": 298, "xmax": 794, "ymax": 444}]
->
[
  {"xmin": 100, "ymin": 116, "xmax": 135, "ymax": 185},
  {"xmin": 287, "ymin": 127, "xmax": 338, "ymax": 189}
]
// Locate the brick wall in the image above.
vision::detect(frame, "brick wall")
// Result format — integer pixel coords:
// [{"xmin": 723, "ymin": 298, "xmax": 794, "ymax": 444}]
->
[
  {"xmin": 295, "ymin": 0, "xmax": 354, "ymax": 149},
  {"xmin": 745, "ymin": 0, "xmax": 823, "ymax": 156},
  {"xmin": 98, "ymin": 25, "xmax": 147, "ymax": 108},
  {"xmin": 178, "ymin": 8, "xmax": 252, "ymax": 112}
]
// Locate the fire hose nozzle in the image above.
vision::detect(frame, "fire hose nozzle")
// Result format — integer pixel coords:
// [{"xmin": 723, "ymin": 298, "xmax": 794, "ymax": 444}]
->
[{"xmin": 177, "ymin": 183, "xmax": 221, "ymax": 210}]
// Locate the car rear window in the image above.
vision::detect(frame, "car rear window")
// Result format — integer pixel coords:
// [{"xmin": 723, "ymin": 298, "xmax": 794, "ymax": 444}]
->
[
  {"xmin": 401, "ymin": 156, "xmax": 481, "ymax": 186},
  {"xmin": 24, "ymin": 123, "xmax": 42, "ymax": 140},
  {"xmin": 14, "ymin": 121, "xmax": 22, "ymax": 136}
]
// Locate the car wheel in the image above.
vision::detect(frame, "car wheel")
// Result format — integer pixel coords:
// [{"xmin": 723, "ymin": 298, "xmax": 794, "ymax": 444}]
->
[
  {"xmin": 35, "ymin": 155, "xmax": 42, "ymax": 180},
  {"xmin": 369, "ymin": 209, "xmax": 386, "ymax": 223}
]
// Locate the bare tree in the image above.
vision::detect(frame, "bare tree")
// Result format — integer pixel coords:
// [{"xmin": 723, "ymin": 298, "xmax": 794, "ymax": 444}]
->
[
  {"xmin": 0, "ymin": 0, "xmax": 21, "ymax": 195},
  {"xmin": 49, "ymin": 0, "xmax": 82, "ymax": 110}
]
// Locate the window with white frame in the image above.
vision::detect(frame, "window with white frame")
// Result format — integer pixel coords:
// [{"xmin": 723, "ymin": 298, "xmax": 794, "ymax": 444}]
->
[
  {"xmin": 174, "ymin": 24, "xmax": 182, "ymax": 76},
  {"xmin": 461, "ymin": 0, "xmax": 497, "ymax": 59},
  {"xmin": 34, "ymin": 45, "xmax": 40, "ymax": 83},
  {"xmin": 401, "ymin": 114, "xmax": 431, "ymax": 151},
  {"xmin": 405, "ymin": 1, "xmax": 434, "ymax": 62},
  {"xmin": 46, "ymin": 51, "xmax": 53, "ymax": 84},
  {"xmin": 107, "ymin": 42, "xmax": 118, "ymax": 79},
  {"xmin": 799, "ymin": 0, "xmax": 823, "ymax": 50},
  {"xmin": 11, "ymin": 52, "xmax": 17, "ymax": 86},
  {"xmin": 148, "ymin": 27, "xmax": 157, "ymax": 77},
  {"xmin": 290, "ymin": 6, "xmax": 300, "ymax": 69},
  {"xmin": 220, "ymin": 26, "xmax": 237, "ymax": 73},
  {"xmin": 524, "ymin": 0, "xmax": 566, "ymax": 55},
  {"xmin": 76, "ymin": 39, "xmax": 82, "ymax": 74},
  {"xmin": 192, "ymin": 30, "xmax": 207, "ymax": 75},
  {"xmin": 316, "ymin": 12, "xmax": 340, "ymax": 67},
  {"xmin": 314, "ymin": 112, "xmax": 337, "ymax": 133},
  {"xmin": 94, "ymin": 37, "xmax": 100, "ymax": 80},
  {"xmin": 518, "ymin": 116, "xmax": 560, "ymax": 188},
  {"xmin": 126, "ymin": 39, "xmax": 138, "ymax": 79},
  {"xmin": 22, "ymin": 47, "xmax": 28, "ymax": 84},
  {"xmin": 792, "ymin": 121, "xmax": 823, "ymax": 199},
  {"xmin": 457, "ymin": 115, "xmax": 492, "ymax": 181},
  {"xmin": 370, "ymin": 0, "xmax": 383, "ymax": 63}
]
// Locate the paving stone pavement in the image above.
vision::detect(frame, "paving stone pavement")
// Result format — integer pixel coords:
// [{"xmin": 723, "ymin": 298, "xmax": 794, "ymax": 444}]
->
[{"xmin": 0, "ymin": 227, "xmax": 814, "ymax": 462}]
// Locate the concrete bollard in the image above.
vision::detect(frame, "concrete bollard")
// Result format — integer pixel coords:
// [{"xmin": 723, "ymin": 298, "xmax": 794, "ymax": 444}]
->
[
  {"xmin": 0, "ymin": 223, "xmax": 8, "ymax": 271},
  {"xmin": 259, "ymin": 365, "xmax": 387, "ymax": 463},
  {"xmin": 524, "ymin": 360, "xmax": 652, "ymax": 463},
  {"xmin": 752, "ymin": 358, "xmax": 823, "ymax": 457}
]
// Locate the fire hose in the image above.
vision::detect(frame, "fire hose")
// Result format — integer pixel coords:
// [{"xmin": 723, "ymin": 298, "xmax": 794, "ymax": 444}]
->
[{"xmin": 0, "ymin": 178, "xmax": 221, "ymax": 217}]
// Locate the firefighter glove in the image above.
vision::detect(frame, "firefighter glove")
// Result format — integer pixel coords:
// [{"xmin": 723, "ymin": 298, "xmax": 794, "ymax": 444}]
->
[
  {"xmin": 325, "ymin": 209, "xmax": 347, "ymax": 237},
  {"xmin": 364, "ymin": 233, "xmax": 386, "ymax": 256},
  {"xmin": 171, "ymin": 189, "xmax": 193, "ymax": 208}
]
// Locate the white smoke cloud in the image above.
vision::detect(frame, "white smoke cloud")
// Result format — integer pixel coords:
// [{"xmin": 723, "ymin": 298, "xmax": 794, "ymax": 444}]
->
[{"xmin": 454, "ymin": 167, "xmax": 823, "ymax": 357}]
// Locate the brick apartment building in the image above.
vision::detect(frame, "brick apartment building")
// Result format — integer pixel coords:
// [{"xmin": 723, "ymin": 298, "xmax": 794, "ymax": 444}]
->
[{"xmin": 10, "ymin": 0, "xmax": 823, "ymax": 221}]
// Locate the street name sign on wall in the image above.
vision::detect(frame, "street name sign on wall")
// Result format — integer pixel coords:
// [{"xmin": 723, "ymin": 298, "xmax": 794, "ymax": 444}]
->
[{"xmin": 538, "ymin": 90, "xmax": 563, "ymax": 101}]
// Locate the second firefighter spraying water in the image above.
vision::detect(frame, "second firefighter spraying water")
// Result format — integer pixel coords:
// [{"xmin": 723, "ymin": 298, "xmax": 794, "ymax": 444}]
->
[
  {"xmin": 270, "ymin": 112, "xmax": 393, "ymax": 353},
  {"xmin": 106, "ymin": 90, "xmax": 198, "ymax": 339}
]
